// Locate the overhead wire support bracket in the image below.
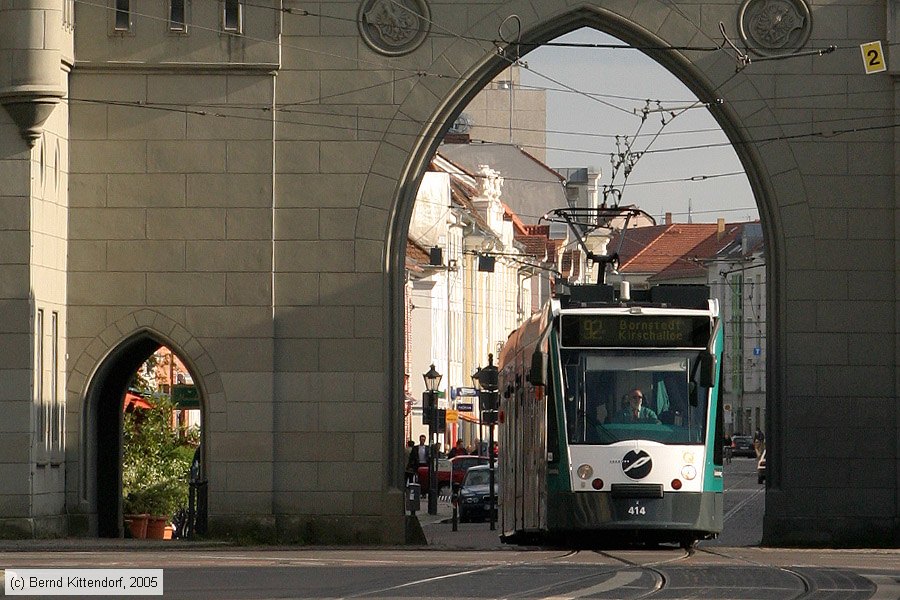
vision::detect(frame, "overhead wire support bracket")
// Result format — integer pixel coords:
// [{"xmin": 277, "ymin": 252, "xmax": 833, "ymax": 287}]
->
[
  {"xmin": 539, "ymin": 207, "xmax": 652, "ymax": 284},
  {"xmin": 718, "ymin": 22, "xmax": 752, "ymax": 71}
]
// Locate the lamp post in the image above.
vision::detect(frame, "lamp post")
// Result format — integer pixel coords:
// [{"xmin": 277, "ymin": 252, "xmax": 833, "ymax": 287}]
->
[
  {"xmin": 473, "ymin": 353, "xmax": 499, "ymax": 530},
  {"xmin": 423, "ymin": 364, "xmax": 442, "ymax": 516}
]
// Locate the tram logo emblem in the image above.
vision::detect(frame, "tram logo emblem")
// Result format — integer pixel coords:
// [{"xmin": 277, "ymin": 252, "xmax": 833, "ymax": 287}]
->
[{"xmin": 621, "ymin": 450, "xmax": 652, "ymax": 479}]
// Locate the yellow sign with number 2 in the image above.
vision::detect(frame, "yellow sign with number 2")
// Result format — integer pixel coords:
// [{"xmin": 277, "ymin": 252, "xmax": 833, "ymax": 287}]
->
[{"xmin": 861, "ymin": 41, "xmax": 886, "ymax": 74}]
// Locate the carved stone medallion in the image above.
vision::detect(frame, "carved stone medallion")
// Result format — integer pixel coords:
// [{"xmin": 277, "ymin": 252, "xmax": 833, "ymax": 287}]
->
[
  {"xmin": 358, "ymin": 0, "xmax": 431, "ymax": 57},
  {"xmin": 738, "ymin": 0, "xmax": 812, "ymax": 57}
]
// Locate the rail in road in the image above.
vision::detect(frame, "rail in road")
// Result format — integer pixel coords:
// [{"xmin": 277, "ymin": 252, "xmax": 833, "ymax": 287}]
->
[
  {"xmin": 2, "ymin": 547, "xmax": 897, "ymax": 599},
  {"xmin": 1, "ymin": 460, "xmax": 896, "ymax": 599}
]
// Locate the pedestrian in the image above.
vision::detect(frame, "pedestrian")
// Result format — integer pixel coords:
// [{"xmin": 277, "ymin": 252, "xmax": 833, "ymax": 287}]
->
[
  {"xmin": 404, "ymin": 440, "xmax": 417, "ymax": 483},
  {"xmin": 448, "ymin": 439, "xmax": 467, "ymax": 458},
  {"xmin": 410, "ymin": 435, "xmax": 429, "ymax": 469},
  {"xmin": 753, "ymin": 428, "xmax": 765, "ymax": 458},
  {"xmin": 723, "ymin": 434, "xmax": 732, "ymax": 465}
]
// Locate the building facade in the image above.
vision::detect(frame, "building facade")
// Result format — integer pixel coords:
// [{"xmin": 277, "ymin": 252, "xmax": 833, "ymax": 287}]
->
[
  {"xmin": 0, "ymin": 1, "xmax": 897, "ymax": 546},
  {"xmin": 406, "ymin": 155, "xmax": 537, "ymax": 448}
]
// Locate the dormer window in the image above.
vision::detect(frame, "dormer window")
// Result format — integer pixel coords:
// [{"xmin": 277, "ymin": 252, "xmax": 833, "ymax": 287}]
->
[
  {"xmin": 223, "ymin": 0, "xmax": 242, "ymax": 33},
  {"xmin": 169, "ymin": 0, "xmax": 187, "ymax": 32},
  {"xmin": 114, "ymin": 0, "xmax": 131, "ymax": 31}
]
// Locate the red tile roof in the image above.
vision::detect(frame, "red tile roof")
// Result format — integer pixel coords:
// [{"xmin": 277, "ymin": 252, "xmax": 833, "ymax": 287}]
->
[
  {"xmin": 611, "ymin": 224, "xmax": 718, "ymax": 274},
  {"xmin": 651, "ymin": 224, "xmax": 743, "ymax": 280},
  {"xmin": 406, "ymin": 239, "xmax": 431, "ymax": 272},
  {"xmin": 609, "ymin": 221, "xmax": 763, "ymax": 281}
]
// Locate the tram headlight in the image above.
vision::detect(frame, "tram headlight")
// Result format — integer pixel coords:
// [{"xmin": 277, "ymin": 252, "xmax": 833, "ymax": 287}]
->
[
  {"xmin": 682, "ymin": 452, "xmax": 695, "ymax": 464},
  {"xmin": 576, "ymin": 464, "xmax": 593, "ymax": 480},
  {"xmin": 681, "ymin": 465, "xmax": 697, "ymax": 480}
]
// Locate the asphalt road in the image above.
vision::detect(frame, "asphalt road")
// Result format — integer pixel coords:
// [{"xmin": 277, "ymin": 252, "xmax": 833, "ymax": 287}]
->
[
  {"xmin": 2, "ymin": 461, "xmax": 898, "ymax": 599},
  {"xmin": 2, "ymin": 546, "xmax": 897, "ymax": 599},
  {"xmin": 704, "ymin": 455, "xmax": 764, "ymax": 547}
]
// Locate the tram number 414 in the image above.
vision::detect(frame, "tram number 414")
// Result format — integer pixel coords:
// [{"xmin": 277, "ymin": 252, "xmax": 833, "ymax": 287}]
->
[{"xmin": 628, "ymin": 505, "xmax": 647, "ymax": 516}]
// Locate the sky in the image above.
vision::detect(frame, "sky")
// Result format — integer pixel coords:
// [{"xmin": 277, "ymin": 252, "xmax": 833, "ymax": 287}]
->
[{"xmin": 517, "ymin": 28, "xmax": 759, "ymax": 224}]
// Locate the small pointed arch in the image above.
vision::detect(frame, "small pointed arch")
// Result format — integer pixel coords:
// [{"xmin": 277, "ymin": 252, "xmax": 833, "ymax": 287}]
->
[{"xmin": 71, "ymin": 310, "xmax": 221, "ymax": 537}]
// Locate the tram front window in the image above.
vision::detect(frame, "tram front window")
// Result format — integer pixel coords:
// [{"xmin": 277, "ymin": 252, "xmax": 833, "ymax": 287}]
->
[{"xmin": 561, "ymin": 350, "xmax": 707, "ymax": 445}]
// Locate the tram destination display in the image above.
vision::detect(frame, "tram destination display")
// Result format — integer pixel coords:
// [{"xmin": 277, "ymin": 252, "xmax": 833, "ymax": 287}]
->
[{"xmin": 560, "ymin": 314, "xmax": 711, "ymax": 348}]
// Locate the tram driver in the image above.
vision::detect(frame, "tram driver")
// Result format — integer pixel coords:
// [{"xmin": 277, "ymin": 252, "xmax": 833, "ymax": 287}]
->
[{"xmin": 613, "ymin": 388, "xmax": 661, "ymax": 424}]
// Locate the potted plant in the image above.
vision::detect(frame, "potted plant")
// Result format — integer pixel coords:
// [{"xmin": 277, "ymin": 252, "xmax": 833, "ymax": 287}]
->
[{"xmin": 123, "ymin": 395, "xmax": 194, "ymax": 540}]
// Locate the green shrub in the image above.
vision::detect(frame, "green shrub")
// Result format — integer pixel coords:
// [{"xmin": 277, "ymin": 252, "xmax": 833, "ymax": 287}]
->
[{"xmin": 122, "ymin": 395, "xmax": 195, "ymax": 519}]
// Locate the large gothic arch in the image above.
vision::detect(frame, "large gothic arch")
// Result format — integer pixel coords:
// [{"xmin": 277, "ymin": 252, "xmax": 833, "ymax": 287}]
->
[{"xmin": 376, "ymin": 1, "xmax": 886, "ymax": 546}]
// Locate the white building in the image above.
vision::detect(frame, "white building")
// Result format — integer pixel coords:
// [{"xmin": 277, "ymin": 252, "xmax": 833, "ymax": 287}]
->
[
  {"xmin": 706, "ymin": 223, "xmax": 766, "ymax": 436},
  {"xmin": 406, "ymin": 155, "xmax": 536, "ymax": 449}
]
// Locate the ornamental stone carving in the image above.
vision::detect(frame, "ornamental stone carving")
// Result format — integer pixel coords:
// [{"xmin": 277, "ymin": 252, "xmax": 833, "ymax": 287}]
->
[
  {"xmin": 738, "ymin": 0, "xmax": 812, "ymax": 56},
  {"xmin": 358, "ymin": 0, "xmax": 431, "ymax": 56}
]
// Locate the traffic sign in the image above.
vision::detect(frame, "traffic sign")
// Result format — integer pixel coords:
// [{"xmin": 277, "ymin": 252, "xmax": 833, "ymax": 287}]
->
[
  {"xmin": 445, "ymin": 409, "xmax": 458, "ymax": 423},
  {"xmin": 861, "ymin": 41, "xmax": 886, "ymax": 74},
  {"xmin": 456, "ymin": 386, "xmax": 478, "ymax": 397}
]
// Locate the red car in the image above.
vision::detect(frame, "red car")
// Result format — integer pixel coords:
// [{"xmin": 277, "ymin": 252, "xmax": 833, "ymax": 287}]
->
[{"xmin": 417, "ymin": 455, "xmax": 489, "ymax": 494}]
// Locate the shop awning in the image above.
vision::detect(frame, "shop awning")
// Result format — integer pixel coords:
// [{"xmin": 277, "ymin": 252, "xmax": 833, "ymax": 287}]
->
[{"xmin": 123, "ymin": 391, "xmax": 152, "ymax": 412}]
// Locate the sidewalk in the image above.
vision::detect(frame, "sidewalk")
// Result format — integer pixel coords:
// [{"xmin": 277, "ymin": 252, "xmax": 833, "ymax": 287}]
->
[
  {"xmin": 412, "ymin": 497, "xmax": 509, "ymax": 551},
  {"xmin": 0, "ymin": 500, "xmax": 505, "ymax": 554}
]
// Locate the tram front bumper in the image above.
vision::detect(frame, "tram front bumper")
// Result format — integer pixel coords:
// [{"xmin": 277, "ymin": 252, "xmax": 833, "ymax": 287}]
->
[{"xmin": 548, "ymin": 490, "xmax": 723, "ymax": 535}]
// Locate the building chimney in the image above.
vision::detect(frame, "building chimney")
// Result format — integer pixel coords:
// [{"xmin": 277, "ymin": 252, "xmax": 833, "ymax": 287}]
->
[
  {"xmin": 716, "ymin": 217, "xmax": 725, "ymax": 240},
  {"xmin": 665, "ymin": 212, "xmax": 672, "ymax": 225}
]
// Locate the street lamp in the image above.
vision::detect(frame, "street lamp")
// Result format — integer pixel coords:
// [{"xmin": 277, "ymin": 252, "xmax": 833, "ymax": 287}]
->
[
  {"xmin": 423, "ymin": 364, "xmax": 442, "ymax": 515},
  {"xmin": 473, "ymin": 354, "xmax": 499, "ymax": 530}
]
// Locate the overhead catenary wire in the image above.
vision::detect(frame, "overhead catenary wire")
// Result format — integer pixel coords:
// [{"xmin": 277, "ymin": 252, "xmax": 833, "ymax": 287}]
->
[
  {"xmin": 66, "ymin": 0, "xmax": 879, "ymax": 228},
  {"xmin": 67, "ymin": 0, "xmax": 874, "ymax": 159}
]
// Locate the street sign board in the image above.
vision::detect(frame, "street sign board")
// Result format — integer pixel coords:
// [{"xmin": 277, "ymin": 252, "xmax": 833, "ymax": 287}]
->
[
  {"xmin": 172, "ymin": 384, "xmax": 199, "ymax": 409},
  {"xmin": 456, "ymin": 403, "xmax": 473, "ymax": 412},
  {"xmin": 445, "ymin": 409, "xmax": 458, "ymax": 423},
  {"xmin": 456, "ymin": 387, "xmax": 478, "ymax": 397}
]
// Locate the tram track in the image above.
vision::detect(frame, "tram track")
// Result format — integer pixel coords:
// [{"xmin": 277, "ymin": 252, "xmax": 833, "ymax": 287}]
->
[
  {"xmin": 495, "ymin": 547, "xmax": 694, "ymax": 600},
  {"xmin": 594, "ymin": 548, "xmax": 694, "ymax": 598},
  {"xmin": 696, "ymin": 546, "xmax": 819, "ymax": 599}
]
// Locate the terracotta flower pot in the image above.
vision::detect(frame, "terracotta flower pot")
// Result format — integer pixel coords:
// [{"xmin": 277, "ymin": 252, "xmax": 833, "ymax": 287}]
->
[
  {"xmin": 146, "ymin": 516, "xmax": 168, "ymax": 540},
  {"xmin": 125, "ymin": 514, "xmax": 149, "ymax": 539}
]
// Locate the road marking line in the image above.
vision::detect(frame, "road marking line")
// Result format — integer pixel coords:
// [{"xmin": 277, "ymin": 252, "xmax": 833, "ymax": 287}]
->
[
  {"xmin": 542, "ymin": 571, "xmax": 643, "ymax": 600},
  {"xmin": 863, "ymin": 574, "xmax": 900, "ymax": 600}
]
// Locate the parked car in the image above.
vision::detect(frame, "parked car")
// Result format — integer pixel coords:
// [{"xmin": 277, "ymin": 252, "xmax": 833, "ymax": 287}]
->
[
  {"xmin": 416, "ymin": 456, "xmax": 489, "ymax": 495},
  {"xmin": 731, "ymin": 435, "xmax": 755, "ymax": 457},
  {"xmin": 757, "ymin": 449, "xmax": 766, "ymax": 484},
  {"xmin": 456, "ymin": 465, "xmax": 499, "ymax": 522},
  {"xmin": 448, "ymin": 455, "xmax": 490, "ymax": 490}
]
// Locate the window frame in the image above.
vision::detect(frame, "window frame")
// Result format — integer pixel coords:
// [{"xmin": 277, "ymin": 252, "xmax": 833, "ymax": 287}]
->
[
  {"xmin": 112, "ymin": 0, "xmax": 133, "ymax": 34},
  {"xmin": 222, "ymin": 0, "xmax": 242, "ymax": 34},
  {"xmin": 169, "ymin": 0, "xmax": 188, "ymax": 33}
]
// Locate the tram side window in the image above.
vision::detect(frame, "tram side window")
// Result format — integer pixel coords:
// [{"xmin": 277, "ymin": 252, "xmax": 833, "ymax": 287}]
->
[{"xmin": 545, "ymin": 378, "xmax": 559, "ymax": 463}]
